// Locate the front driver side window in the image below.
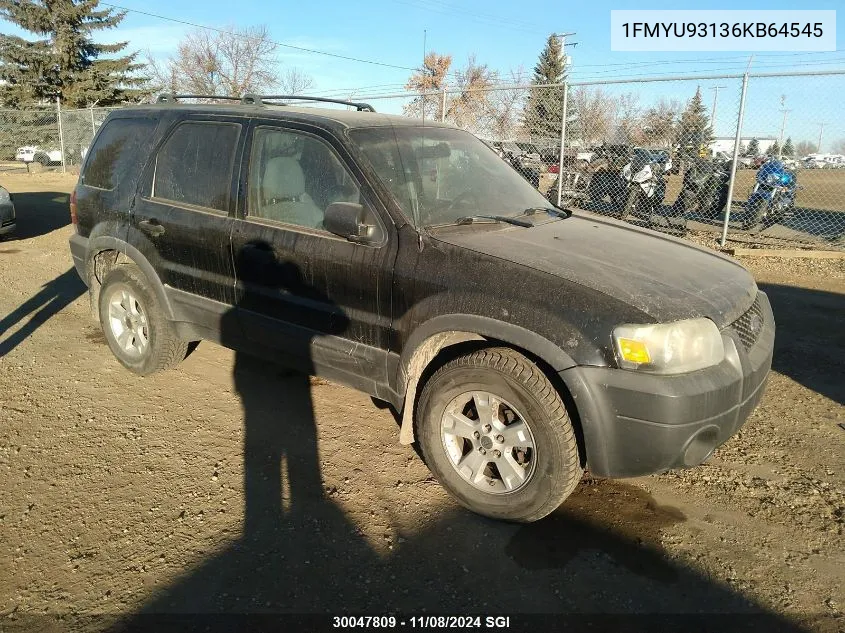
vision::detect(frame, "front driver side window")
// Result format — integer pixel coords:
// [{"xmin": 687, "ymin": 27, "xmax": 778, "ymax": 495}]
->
[{"xmin": 248, "ymin": 127, "xmax": 362, "ymax": 231}]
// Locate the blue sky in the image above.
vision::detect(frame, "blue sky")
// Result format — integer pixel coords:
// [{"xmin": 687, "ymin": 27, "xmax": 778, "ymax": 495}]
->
[{"xmin": 2, "ymin": 0, "xmax": 844, "ymax": 149}]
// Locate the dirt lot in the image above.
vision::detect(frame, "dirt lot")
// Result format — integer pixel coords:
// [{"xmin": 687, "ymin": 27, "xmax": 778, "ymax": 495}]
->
[{"xmin": 1, "ymin": 173, "xmax": 843, "ymax": 632}]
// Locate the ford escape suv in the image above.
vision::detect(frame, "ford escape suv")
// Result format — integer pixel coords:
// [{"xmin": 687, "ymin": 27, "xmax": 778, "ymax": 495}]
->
[{"xmin": 68, "ymin": 94, "xmax": 775, "ymax": 523}]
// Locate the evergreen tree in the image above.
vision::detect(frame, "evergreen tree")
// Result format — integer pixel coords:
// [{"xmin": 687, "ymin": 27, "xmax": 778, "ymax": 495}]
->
[
  {"xmin": 0, "ymin": 0, "xmax": 146, "ymax": 107},
  {"xmin": 523, "ymin": 34, "xmax": 567, "ymax": 140},
  {"xmin": 675, "ymin": 87, "xmax": 713, "ymax": 158},
  {"xmin": 766, "ymin": 140, "xmax": 780, "ymax": 157},
  {"xmin": 782, "ymin": 137, "xmax": 795, "ymax": 157},
  {"xmin": 745, "ymin": 138, "xmax": 760, "ymax": 157}
]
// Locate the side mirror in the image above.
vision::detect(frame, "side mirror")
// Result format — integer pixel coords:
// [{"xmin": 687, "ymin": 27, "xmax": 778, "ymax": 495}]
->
[{"xmin": 324, "ymin": 202, "xmax": 377, "ymax": 244}]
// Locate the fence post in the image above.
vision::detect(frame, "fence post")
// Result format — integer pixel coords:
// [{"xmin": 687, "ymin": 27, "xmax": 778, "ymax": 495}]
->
[
  {"xmin": 556, "ymin": 81, "xmax": 569, "ymax": 207},
  {"xmin": 720, "ymin": 73, "xmax": 749, "ymax": 247},
  {"xmin": 90, "ymin": 107, "xmax": 96, "ymax": 137},
  {"xmin": 56, "ymin": 96, "xmax": 66, "ymax": 174},
  {"xmin": 440, "ymin": 84, "xmax": 447, "ymax": 123}
]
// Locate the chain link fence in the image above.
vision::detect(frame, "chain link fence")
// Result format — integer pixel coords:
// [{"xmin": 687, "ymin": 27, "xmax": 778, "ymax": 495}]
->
[
  {"xmin": 0, "ymin": 104, "xmax": 117, "ymax": 173},
  {"xmin": 362, "ymin": 70, "xmax": 845, "ymax": 250},
  {"xmin": 1, "ymin": 72, "xmax": 843, "ymax": 249}
]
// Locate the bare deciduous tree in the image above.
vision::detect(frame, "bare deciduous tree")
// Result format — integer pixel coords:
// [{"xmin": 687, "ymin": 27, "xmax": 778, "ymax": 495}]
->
[
  {"xmin": 147, "ymin": 25, "xmax": 309, "ymax": 99},
  {"xmin": 640, "ymin": 98, "xmax": 682, "ymax": 148},
  {"xmin": 794, "ymin": 140, "xmax": 816, "ymax": 157},
  {"xmin": 486, "ymin": 66, "xmax": 528, "ymax": 140},
  {"xmin": 570, "ymin": 87, "xmax": 616, "ymax": 146},
  {"xmin": 278, "ymin": 67, "xmax": 315, "ymax": 95},
  {"xmin": 403, "ymin": 52, "xmax": 452, "ymax": 120},
  {"xmin": 447, "ymin": 56, "xmax": 497, "ymax": 131},
  {"xmin": 610, "ymin": 93, "xmax": 642, "ymax": 145}
]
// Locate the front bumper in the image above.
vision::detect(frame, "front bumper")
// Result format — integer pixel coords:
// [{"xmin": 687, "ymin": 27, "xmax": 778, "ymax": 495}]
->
[{"xmin": 560, "ymin": 292, "xmax": 775, "ymax": 478}]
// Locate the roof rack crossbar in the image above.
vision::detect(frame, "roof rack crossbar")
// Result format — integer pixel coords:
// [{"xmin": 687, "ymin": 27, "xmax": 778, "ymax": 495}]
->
[
  {"xmin": 242, "ymin": 93, "xmax": 376, "ymax": 112},
  {"xmin": 156, "ymin": 94, "xmax": 244, "ymax": 103}
]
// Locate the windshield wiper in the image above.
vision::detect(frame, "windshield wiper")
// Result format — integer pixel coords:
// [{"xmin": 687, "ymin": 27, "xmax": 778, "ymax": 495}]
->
[
  {"xmin": 454, "ymin": 214, "xmax": 533, "ymax": 227},
  {"xmin": 523, "ymin": 206, "xmax": 573, "ymax": 219}
]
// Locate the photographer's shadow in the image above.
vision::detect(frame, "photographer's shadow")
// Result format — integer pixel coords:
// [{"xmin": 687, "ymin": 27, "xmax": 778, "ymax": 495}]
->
[{"xmin": 124, "ymin": 243, "xmax": 381, "ymax": 615}]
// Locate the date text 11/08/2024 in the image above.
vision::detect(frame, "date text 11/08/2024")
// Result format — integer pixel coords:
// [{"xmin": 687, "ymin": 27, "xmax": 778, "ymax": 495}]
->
[{"xmin": 332, "ymin": 616, "xmax": 512, "ymax": 629}]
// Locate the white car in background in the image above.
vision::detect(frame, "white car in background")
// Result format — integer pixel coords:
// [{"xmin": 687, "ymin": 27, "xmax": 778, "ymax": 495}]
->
[{"xmin": 15, "ymin": 146, "xmax": 62, "ymax": 165}]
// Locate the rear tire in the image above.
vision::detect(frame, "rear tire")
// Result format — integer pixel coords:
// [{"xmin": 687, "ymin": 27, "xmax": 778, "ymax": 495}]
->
[
  {"xmin": 415, "ymin": 347, "xmax": 582, "ymax": 523},
  {"xmin": 98, "ymin": 263, "xmax": 189, "ymax": 376}
]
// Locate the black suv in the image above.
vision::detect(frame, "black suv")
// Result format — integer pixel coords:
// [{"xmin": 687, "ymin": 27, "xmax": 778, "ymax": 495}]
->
[{"xmin": 68, "ymin": 94, "xmax": 775, "ymax": 523}]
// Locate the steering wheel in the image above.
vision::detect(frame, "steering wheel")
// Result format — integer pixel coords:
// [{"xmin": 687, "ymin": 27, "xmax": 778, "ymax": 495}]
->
[{"xmin": 446, "ymin": 189, "xmax": 480, "ymax": 213}]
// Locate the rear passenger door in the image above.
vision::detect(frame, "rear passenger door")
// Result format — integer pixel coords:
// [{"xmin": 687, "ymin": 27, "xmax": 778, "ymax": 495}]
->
[{"xmin": 130, "ymin": 115, "xmax": 246, "ymax": 334}]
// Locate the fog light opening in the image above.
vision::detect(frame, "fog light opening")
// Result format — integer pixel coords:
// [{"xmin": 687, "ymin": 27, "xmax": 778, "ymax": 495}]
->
[{"xmin": 682, "ymin": 426, "xmax": 720, "ymax": 467}]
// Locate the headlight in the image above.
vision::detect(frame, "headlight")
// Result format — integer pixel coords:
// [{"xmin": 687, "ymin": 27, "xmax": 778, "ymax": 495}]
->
[
  {"xmin": 612, "ymin": 318, "xmax": 725, "ymax": 374},
  {"xmin": 0, "ymin": 187, "xmax": 9, "ymax": 203},
  {"xmin": 632, "ymin": 165, "xmax": 652, "ymax": 183}
]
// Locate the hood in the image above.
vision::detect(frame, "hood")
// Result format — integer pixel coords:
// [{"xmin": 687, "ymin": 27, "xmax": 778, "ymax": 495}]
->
[{"xmin": 434, "ymin": 214, "xmax": 757, "ymax": 328}]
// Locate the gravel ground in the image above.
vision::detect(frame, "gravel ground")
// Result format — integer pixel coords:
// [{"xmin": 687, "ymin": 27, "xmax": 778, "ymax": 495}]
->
[{"xmin": 0, "ymin": 173, "xmax": 843, "ymax": 632}]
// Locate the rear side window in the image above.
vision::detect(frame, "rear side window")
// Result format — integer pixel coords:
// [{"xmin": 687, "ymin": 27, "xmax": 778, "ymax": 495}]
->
[
  {"xmin": 82, "ymin": 118, "xmax": 157, "ymax": 190},
  {"xmin": 152, "ymin": 121, "xmax": 240, "ymax": 212}
]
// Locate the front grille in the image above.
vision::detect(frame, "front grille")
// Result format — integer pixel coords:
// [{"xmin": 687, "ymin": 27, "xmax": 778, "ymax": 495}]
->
[{"xmin": 728, "ymin": 295, "xmax": 764, "ymax": 351}]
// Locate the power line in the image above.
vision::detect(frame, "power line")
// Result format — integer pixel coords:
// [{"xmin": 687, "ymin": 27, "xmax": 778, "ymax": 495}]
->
[
  {"xmin": 391, "ymin": 0, "xmax": 548, "ymax": 35},
  {"xmin": 100, "ymin": 2, "xmax": 419, "ymax": 71}
]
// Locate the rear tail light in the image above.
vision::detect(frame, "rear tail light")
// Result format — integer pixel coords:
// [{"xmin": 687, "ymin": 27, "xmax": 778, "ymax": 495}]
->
[{"xmin": 69, "ymin": 189, "xmax": 78, "ymax": 226}]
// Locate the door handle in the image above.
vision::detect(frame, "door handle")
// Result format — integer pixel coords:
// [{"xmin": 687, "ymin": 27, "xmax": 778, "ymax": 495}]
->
[{"xmin": 138, "ymin": 219, "xmax": 165, "ymax": 237}]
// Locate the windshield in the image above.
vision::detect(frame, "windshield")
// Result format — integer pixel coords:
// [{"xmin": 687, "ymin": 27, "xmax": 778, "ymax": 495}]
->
[{"xmin": 349, "ymin": 126, "xmax": 551, "ymax": 228}]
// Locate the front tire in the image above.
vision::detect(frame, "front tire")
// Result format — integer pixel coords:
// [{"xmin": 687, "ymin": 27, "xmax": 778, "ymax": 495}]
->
[
  {"xmin": 621, "ymin": 187, "xmax": 643, "ymax": 220},
  {"xmin": 742, "ymin": 198, "xmax": 766, "ymax": 231},
  {"xmin": 415, "ymin": 347, "xmax": 583, "ymax": 523},
  {"xmin": 98, "ymin": 263, "xmax": 189, "ymax": 375}
]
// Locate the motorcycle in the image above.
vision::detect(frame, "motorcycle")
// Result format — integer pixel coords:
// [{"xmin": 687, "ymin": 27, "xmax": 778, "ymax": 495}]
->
[
  {"xmin": 671, "ymin": 155, "xmax": 732, "ymax": 220},
  {"xmin": 740, "ymin": 159, "xmax": 797, "ymax": 230},
  {"xmin": 619, "ymin": 148, "xmax": 670, "ymax": 221},
  {"xmin": 585, "ymin": 146, "xmax": 669, "ymax": 220}
]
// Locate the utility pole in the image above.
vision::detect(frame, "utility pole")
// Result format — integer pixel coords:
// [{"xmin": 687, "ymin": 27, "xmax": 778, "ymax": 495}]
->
[
  {"xmin": 777, "ymin": 108, "xmax": 791, "ymax": 159},
  {"xmin": 709, "ymin": 85, "xmax": 727, "ymax": 131},
  {"xmin": 552, "ymin": 31, "xmax": 576, "ymax": 208},
  {"xmin": 817, "ymin": 122, "xmax": 826, "ymax": 152}
]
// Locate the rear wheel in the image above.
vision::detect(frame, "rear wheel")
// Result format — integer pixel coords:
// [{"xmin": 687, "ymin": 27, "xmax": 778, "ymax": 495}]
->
[
  {"xmin": 98, "ymin": 263, "xmax": 189, "ymax": 375},
  {"xmin": 416, "ymin": 347, "xmax": 583, "ymax": 523}
]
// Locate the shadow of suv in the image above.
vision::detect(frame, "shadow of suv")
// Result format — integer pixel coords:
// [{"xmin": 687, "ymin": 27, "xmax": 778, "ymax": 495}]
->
[{"xmin": 68, "ymin": 93, "xmax": 775, "ymax": 523}]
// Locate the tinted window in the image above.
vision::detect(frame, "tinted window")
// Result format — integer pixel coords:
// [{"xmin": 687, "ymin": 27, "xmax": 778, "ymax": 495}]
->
[
  {"xmin": 247, "ymin": 127, "xmax": 361, "ymax": 230},
  {"xmin": 82, "ymin": 118, "xmax": 157, "ymax": 190},
  {"xmin": 152, "ymin": 121, "xmax": 240, "ymax": 212}
]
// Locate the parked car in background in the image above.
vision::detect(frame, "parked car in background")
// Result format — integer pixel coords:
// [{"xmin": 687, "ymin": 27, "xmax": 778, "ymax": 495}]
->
[
  {"xmin": 0, "ymin": 184, "xmax": 16, "ymax": 238},
  {"xmin": 736, "ymin": 156, "xmax": 754, "ymax": 169},
  {"xmin": 15, "ymin": 146, "xmax": 62, "ymax": 165}
]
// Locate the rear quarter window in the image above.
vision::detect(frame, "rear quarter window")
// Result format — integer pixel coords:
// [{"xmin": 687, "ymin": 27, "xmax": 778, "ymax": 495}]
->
[{"xmin": 82, "ymin": 118, "xmax": 158, "ymax": 190}]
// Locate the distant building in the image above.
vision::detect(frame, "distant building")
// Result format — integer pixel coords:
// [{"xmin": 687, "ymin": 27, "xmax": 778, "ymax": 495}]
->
[{"xmin": 709, "ymin": 136, "xmax": 777, "ymax": 156}]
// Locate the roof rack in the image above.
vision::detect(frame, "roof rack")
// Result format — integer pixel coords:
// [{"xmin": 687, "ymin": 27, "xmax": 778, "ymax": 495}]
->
[
  {"xmin": 242, "ymin": 94, "xmax": 376, "ymax": 112},
  {"xmin": 156, "ymin": 94, "xmax": 244, "ymax": 103},
  {"xmin": 155, "ymin": 92, "xmax": 377, "ymax": 113}
]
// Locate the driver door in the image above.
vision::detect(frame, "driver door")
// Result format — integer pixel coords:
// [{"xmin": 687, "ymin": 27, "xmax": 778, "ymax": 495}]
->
[{"xmin": 231, "ymin": 120, "xmax": 398, "ymax": 394}]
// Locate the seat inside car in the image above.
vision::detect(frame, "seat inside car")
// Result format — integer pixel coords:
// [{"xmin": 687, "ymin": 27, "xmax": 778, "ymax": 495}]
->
[{"xmin": 260, "ymin": 156, "xmax": 323, "ymax": 229}]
